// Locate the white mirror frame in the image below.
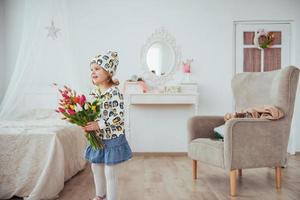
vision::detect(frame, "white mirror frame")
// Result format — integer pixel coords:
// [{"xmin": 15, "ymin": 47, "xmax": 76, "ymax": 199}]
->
[{"xmin": 140, "ymin": 27, "xmax": 181, "ymax": 89}]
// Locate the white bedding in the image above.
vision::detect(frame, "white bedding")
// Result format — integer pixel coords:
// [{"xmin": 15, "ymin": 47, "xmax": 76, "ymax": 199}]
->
[{"xmin": 0, "ymin": 110, "xmax": 87, "ymax": 200}]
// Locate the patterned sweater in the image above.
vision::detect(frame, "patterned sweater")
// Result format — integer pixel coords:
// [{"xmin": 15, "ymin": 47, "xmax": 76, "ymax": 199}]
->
[{"xmin": 96, "ymin": 86, "xmax": 125, "ymax": 140}]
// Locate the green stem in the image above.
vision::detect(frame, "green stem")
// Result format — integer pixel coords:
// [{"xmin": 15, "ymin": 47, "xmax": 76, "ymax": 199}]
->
[{"xmin": 85, "ymin": 130, "xmax": 105, "ymax": 150}]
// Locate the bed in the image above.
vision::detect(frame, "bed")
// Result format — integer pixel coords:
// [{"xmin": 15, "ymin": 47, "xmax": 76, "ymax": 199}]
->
[{"xmin": 0, "ymin": 109, "xmax": 87, "ymax": 200}]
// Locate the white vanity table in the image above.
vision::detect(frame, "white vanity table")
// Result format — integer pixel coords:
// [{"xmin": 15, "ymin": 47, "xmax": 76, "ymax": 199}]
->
[
  {"xmin": 124, "ymin": 28, "xmax": 199, "ymax": 153},
  {"xmin": 128, "ymin": 93, "xmax": 198, "ymax": 107},
  {"xmin": 125, "ymin": 91, "xmax": 198, "ymax": 153}
]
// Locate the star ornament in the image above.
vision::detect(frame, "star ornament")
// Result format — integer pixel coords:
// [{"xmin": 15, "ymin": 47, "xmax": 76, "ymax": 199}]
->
[{"xmin": 45, "ymin": 20, "xmax": 60, "ymax": 40}]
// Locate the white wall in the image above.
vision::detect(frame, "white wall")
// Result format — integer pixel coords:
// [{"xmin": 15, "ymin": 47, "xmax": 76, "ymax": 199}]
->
[
  {"xmin": 0, "ymin": 1, "xmax": 5, "ymax": 102},
  {"xmin": 2, "ymin": 0, "xmax": 300, "ymax": 151},
  {"xmin": 66, "ymin": 0, "xmax": 300, "ymax": 113}
]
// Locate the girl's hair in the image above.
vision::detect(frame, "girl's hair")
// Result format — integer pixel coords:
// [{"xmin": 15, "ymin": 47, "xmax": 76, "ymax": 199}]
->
[{"xmin": 108, "ymin": 77, "xmax": 120, "ymax": 86}]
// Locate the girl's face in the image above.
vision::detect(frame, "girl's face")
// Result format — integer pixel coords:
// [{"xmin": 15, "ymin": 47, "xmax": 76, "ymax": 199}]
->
[{"xmin": 90, "ymin": 63, "xmax": 110, "ymax": 86}]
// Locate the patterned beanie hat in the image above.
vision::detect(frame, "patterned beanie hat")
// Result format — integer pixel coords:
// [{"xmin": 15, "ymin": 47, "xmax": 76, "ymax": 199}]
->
[{"xmin": 90, "ymin": 51, "xmax": 119, "ymax": 77}]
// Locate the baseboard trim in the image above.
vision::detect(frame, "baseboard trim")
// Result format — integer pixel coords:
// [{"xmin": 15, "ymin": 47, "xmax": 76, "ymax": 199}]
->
[
  {"xmin": 133, "ymin": 152, "xmax": 187, "ymax": 156},
  {"xmin": 132, "ymin": 152, "xmax": 299, "ymax": 157}
]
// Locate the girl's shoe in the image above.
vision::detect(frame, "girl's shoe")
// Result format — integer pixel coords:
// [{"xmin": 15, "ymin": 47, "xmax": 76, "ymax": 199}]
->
[{"xmin": 92, "ymin": 194, "xmax": 106, "ymax": 200}]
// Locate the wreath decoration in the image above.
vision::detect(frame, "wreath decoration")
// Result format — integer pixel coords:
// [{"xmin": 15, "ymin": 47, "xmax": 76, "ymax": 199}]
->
[{"xmin": 253, "ymin": 30, "xmax": 275, "ymax": 50}]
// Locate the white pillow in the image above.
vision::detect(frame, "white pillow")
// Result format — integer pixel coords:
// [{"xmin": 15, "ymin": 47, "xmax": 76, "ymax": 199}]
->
[{"xmin": 214, "ymin": 124, "xmax": 225, "ymax": 138}]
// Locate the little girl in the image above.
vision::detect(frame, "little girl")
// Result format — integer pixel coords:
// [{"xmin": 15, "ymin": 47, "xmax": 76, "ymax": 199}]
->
[{"xmin": 83, "ymin": 51, "xmax": 132, "ymax": 200}]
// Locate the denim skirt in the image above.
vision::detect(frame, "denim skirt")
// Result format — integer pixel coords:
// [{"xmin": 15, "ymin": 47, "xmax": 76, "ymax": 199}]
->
[{"xmin": 84, "ymin": 134, "xmax": 132, "ymax": 165}]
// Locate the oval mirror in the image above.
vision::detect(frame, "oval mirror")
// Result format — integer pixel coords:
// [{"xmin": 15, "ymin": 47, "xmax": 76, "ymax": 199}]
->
[
  {"xmin": 146, "ymin": 42, "xmax": 175, "ymax": 76},
  {"xmin": 141, "ymin": 28, "xmax": 181, "ymax": 89}
]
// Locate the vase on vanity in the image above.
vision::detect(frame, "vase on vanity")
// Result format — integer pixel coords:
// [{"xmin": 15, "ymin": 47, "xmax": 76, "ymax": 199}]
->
[{"xmin": 181, "ymin": 59, "xmax": 194, "ymax": 84}]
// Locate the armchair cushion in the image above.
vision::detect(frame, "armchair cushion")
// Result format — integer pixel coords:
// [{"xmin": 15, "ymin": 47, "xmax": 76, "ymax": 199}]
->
[{"xmin": 188, "ymin": 138, "xmax": 225, "ymax": 168}]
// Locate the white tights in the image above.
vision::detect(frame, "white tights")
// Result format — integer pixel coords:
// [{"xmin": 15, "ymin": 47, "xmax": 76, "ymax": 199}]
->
[{"xmin": 91, "ymin": 163, "xmax": 119, "ymax": 200}]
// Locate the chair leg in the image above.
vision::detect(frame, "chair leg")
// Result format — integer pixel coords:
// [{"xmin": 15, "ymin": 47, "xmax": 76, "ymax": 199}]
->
[
  {"xmin": 275, "ymin": 166, "xmax": 282, "ymax": 189},
  {"xmin": 230, "ymin": 170, "xmax": 237, "ymax": 196},
  {"xmin": 238, "ymin": 169, "xmax": 242, "ymax": 177},
  {"xmin": 192, "ymin": 160, "xmax": 197, "ymax": 180}
]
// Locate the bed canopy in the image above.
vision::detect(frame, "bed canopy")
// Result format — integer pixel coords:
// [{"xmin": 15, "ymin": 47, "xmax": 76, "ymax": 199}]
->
[{"xmin": 0, "ymin": 0, "xmax": 89, "ymax": 120}]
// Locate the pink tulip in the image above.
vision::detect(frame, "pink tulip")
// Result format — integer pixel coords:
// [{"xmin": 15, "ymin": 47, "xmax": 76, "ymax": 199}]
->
[
  {"xmin": 67, "ymin": 109, "xmax": 76, "ymax": 115},
  {"xmin": 58, "ymin": 107, "xmax": 66, "ymax": 113},
  {"xmin": 62, "ymin": 93, "xmax": 69, "ymax": 99},
  {"xmin": 79, "ymin": 95, "xmax": 86, "ymax": 106}
]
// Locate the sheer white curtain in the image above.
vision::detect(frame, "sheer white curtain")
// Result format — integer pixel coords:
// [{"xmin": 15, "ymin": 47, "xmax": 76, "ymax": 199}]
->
[{"xmin": 0, "ymin": 0, "xmax": 87, "ymax": 120}]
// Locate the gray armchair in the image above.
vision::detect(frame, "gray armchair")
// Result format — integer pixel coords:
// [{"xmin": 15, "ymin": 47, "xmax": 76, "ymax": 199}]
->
[{"xmin": 187, "ymin": 66, "xmax": 299, "ymax": 196}]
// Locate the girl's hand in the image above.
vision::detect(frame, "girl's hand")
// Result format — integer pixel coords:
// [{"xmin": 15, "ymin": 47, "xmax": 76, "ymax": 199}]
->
[{"xmin": 83, "ymin": 121, "xmax": 100, "ymax": 132}]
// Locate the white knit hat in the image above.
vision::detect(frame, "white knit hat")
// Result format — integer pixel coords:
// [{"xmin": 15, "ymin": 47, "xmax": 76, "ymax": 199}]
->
[{"xmin": 90, "ymin": 51, "xmax": 119, "ymax": 77}]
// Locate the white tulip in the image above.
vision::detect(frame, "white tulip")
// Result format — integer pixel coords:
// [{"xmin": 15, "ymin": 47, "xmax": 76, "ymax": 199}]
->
[{"xmin": 75, "ymin": 103, "xmax": 83, "ymax": 112}]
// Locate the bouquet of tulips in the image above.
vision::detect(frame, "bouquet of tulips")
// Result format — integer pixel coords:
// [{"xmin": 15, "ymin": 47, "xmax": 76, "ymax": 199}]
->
[{"xmin": 54, "ymin": 83, "xmax": 104, "ymax": 149}]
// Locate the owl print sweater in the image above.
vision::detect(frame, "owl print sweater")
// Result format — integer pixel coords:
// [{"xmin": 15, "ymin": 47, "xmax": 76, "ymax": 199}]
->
[{"xmin": 97, "ymin": 86, "xmax": 125, "ymax": 140}]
